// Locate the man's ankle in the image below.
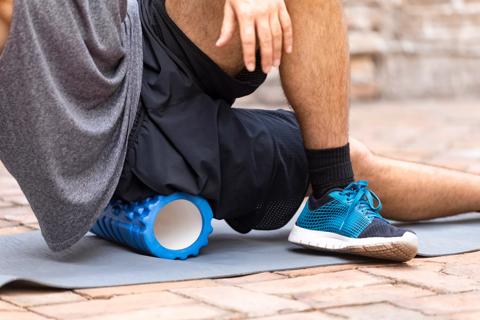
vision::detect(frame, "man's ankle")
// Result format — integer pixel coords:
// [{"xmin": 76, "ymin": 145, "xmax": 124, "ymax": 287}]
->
[{"xmin": 306, "ymin": 143, "xmax": 354, "ymax": 200}]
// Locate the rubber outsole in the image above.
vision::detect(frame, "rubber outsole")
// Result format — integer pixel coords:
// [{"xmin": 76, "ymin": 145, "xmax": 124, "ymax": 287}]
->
[
  {"xmin": 90, "ymin": 193, "xmax": 213, "ymax": 260},
  {"xmin": 288, "ymin": 225, "xmax": 418, "ymax": 262}
]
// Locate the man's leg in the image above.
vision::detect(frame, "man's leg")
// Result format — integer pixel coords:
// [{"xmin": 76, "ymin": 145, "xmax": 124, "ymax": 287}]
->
[
  {"xmin": 165, "ymin": 0, "xmax": 245, "ymax": 77},
  {"xmin": 281, "ymin": 0, "xmax": 353, "ymax": 200},
  {"xmin": 281, "ymin": 0, "xmax": 349, "ymax": 150},
  {"xmin": 351, "ymin": 139, "xmax": 480, "ymax": 221},
  {"xmin": 166, "ymin": 0, "xmax": 417, "ymax": 262},
  {"xmin": 276, "ymin": 1, "xmax": 416, "ymax": 261}
]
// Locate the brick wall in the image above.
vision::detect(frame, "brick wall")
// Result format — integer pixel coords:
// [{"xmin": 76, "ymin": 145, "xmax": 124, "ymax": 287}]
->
[{"xmin": 245, "ymin": 0, "xmax": 480, "ymax": 105}]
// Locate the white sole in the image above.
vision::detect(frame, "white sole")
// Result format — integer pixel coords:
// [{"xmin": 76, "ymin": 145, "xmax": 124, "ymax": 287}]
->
[{"xmin": 288, "ymin": 225, "xmax": 418, "ymax": 262}]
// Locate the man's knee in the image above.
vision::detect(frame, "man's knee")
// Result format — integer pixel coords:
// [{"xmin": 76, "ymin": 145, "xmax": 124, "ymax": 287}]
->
[{"xmin": 165, "ymin": 0, "xmax": 245, "ymax": 76}]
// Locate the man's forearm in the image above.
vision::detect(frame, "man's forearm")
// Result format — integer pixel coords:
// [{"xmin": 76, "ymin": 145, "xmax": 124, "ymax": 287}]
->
[{"xmin": 0, "ymin": 0, "xmax": 13, "ymax": 53}]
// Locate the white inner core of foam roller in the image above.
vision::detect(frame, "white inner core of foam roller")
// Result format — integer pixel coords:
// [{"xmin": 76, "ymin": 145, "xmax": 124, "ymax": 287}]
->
[{"xmin": 154, "ymin": 200, "xmax": 203, "ymax": 250}]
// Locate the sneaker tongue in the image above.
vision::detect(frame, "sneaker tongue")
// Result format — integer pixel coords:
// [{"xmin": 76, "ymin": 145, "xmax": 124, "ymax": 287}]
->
[{"xmin": 309, "ymin": 188, "xmax": 345, "ymax": 210}]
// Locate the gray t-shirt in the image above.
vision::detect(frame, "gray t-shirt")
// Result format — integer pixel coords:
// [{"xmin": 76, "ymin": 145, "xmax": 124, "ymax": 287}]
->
[{"xmin": 0, "ymin": 0, "xmax": 143, "ymax": 251}]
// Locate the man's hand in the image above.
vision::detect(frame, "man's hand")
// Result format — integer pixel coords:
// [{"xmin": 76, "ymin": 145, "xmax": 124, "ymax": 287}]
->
[{"xmin": 216, "ymin": 0, "xmax": 293, "ymax": 74}]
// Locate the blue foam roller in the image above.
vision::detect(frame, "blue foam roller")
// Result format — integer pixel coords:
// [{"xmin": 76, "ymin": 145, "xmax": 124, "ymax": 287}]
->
[{"xmin": 90, "ymin": 193, "xmax": 213, "ymax": 260}]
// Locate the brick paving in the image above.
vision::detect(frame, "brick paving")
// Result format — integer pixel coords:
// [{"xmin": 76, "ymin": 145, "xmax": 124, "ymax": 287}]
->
[{"xmin": 0, "ymin": 100, "xmax": 479, "ymax": 319}]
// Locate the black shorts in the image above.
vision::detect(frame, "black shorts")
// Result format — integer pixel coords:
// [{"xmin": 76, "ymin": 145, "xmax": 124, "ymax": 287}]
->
[{"xmin": 114, "ymin": 0, "xmax": 309, "ymax": 233}]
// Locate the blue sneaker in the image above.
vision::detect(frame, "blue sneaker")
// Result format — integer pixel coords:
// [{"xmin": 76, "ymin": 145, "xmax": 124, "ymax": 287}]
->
[{"xmin": 288, "ymin": 181, "xmax": 418, "ymax": 262}]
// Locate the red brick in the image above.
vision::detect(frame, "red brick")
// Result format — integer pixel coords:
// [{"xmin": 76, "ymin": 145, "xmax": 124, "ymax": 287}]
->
[
  {"xmin": 360, "ymin": 264, "xmax": 478, "ymax": 293},
  {"xmin": 0, "ymin": 219, "xmax": 19, "ymax": 228},
  {"xmin": 0, "ymin": 206, "xmax": 34, "ymax": 219},
  {"xmin": 172, "ymin": 286, "xmax": 309, "ymax": 317},
  {"xmin": 327, "ymin": 303, "xmax": 442, "ymax": 320},
  {"xmin": 396, "ymin": 291, "xmax": 480, "ymax": 315},
  {"xmin": 80, "ymin": 303, "xmax": 231, "ymax": 320},
  {"xmin": 255, "ymin": 311, "xmax": 339, "ymax": 320},
  {"xmin": 297, "ymin": 283, "xmax": 435, "ymax": 308},
  {"xmin": 1, "ymin": 289, "xmax": 85, "ymax": 307},
  {"xmin": 240, "ymin": 270, "xmax": 388, "ymax": 295},
  {"xmin": 31, "ymin": 291, "xmax": 191, "ymax": 319},
  {"xmin": 75, "ymin": 279, "xmax": 218, "ymax": 299},
  {"xmin": 0, "ymin": 311, "xmax": 49, "ymax": 320},
  {"xmin": 447, "ymin": 311, "xmax": 480, "ymax": 320},
  {"xmin": 0, "ymin": 300, "xmax": 22, "ymax": 311}
]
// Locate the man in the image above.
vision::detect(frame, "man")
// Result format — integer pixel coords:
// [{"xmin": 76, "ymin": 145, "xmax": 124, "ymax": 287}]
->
[{"xmin": 0, "ymin": 0, "xmax": 479, "ymax": 262}]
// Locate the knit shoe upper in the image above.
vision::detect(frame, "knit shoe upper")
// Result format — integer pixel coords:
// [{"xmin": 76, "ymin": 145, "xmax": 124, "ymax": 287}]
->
[{"xmin": 295, "ymin": 181, "xmax": 413, "ymax": 239}]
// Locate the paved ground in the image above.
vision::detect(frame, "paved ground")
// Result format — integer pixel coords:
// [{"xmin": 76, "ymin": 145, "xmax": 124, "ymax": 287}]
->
[{"xmin": 0, "ymin": 100, "xmax": 479, "ymax": 320}]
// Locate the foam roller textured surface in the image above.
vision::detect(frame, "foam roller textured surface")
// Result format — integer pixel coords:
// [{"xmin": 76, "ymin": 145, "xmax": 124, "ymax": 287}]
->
[{"xmin": 90, "ymin": 193, "xmax": 213, "ymax": 260}]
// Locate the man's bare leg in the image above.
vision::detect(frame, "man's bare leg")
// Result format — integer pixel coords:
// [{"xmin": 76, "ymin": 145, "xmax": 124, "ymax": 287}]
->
[
  {"xmin": 280, "ymin": 0, "xmax": 349, "ymax": 150},
  {"xmin": 351, "ymin": 139, "xmax": 480, "ymax": 221},
  {"xmin": 165, "ymin": 0, "xmax": 245, "ymax": 77}
]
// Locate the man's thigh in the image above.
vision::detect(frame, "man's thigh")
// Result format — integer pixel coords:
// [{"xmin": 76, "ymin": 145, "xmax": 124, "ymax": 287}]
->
[{"xmin": 165, "ymin": 0, "xmax": 245, "ymax": 77}]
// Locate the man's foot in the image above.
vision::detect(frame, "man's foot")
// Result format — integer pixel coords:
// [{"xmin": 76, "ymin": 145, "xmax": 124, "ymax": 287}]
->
[{"xmin": 288, "ymin": 181, "xmax": 418, "ymax": 262}]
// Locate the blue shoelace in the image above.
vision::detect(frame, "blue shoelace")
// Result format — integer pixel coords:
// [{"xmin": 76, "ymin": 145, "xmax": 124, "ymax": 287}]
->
[{"xmin": 339, "ymin": 180, "xmax": 385, "ymax": 229}]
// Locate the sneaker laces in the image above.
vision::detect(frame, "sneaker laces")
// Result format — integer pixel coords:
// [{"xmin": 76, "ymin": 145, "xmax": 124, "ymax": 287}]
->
[{"xmin": 339, "ymin": 180, "xmax": 385, "ymax": 229}]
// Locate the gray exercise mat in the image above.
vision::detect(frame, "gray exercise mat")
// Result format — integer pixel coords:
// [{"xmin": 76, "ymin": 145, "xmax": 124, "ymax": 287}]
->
[{"xmin": 0, "ymin": 213, "xmax": 478, "ymax": 289}]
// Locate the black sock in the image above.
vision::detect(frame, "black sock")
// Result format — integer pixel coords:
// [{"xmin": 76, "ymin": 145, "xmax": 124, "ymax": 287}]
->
[{"xmin": 306, "ymin": 143, "xmax": 354, "ymax": 199}]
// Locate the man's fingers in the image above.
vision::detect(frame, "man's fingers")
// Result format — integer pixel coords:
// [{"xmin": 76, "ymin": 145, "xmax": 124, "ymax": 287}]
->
[
  {"xmin": 216, "ymin": 4, "xmax": 237, "ymax": 47},
  {"xmin": 220, "ymin": 1, "xmax": 291, "ymax": 73},
  {"xmin": 238, "ymin": 13, "xmax": 257, "ymax": 72},
  {"xmin": 270, "ymin": 11, "xmax": 283, "ymax": 68},
  {"xmin": 256, "ymin": 16, "xmax": 273, "ymax": 73},
  {"xmin": 279, "ymin": 2, "xmax": 293, "ymax": 53}
]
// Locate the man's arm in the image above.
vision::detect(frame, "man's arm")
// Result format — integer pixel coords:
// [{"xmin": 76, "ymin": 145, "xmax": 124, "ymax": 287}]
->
[{"xmin": 0, "ymin": 0, "xmax": 13, "ymax": 54}]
